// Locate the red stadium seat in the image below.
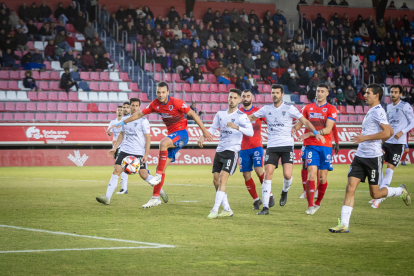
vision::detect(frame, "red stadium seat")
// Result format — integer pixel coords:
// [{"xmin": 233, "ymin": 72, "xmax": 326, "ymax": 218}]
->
[
  {"xmin": 8, "ymin": 81, "xmax": 19, "ymax": 91},
  {"xmin": 98, "ymin": 103, "xmax": 108, "ymax": 113},
  {"xmin": 263, "ymin": 85, "xmax": 271, "ymax": 93},
  {"xmin": 182, "ymin": 83, "xmax": 191, "ymax": 92},
  {"xmin": 110, "ymin": 82, "xmax": 121, "ymax": 92},
  {"xmin": 120, "ymin": 72, "xmax": 132, "ymax": 82},
  {"xmin": 201, "ymin": 94, "xmax": 210, "ymax": 102},
  {"xmin": 128, "ymin": 93, "xmax": 138, "ymax": 99},
  {"xmin": 56, "ymin": 114, "xmax": 67, "ymax": 122},
  {"xmin": 0, "ymin": 102, "xmax": 5, "ymax": 112},
  {"xmin": 220, "ymin": 104, "xmax": 228, "ymax": 110},
  {"xmin": 87, "ymin": 114, "xmax": 97, "ymax": 122},
  {"xmin": 191, "ymin": 93, "xmax": 200, "ymax": 102},
  {"xmin": 88, "ymin": 103, "xmax": 99, "ymax": 112},
  {"xmin": 9, "ymin": 71, "xmax": 20, "ymax": 80},
  {"xmin": 393, "ymin": 78, "xmax": 402, "ymax": 85},
  {"xmin": 99, "ymin": 82, "xmax": 111, "ymax": 92},
  {"xmin": 108, "ymin": 114, "xmax": 116, "ymax": 121},
  {"xmin": 299, "ymin": 95, "xmax": 310, "ymax": 104},
  {"xmin": 67, "ymin": 114, "xmax": 77, "ymax": 123},
  {"xmin": 58, "ymin": 102, "xmax": 68, "ymax": 112},
  {"xmin": 209, "ymin": 84, "xmax": 218, "ymax": 93},
  {"xmin": 357, "ymin": 115, "xmax": 365, "ymax": 122},
  {"xmin": 219, "ymin": 94, "xmax": 228, "ymax": 103},
  {"xmin": 402, "ymin": 78, "xmax": 413, "ymax": 87},
  {"xmin": 26, "ymin": 102, "xmax": 36, "ymax": 112},
  {"xmin": 68, "ymin": 103, "xmax": 78, "ymax": 112},
  {"xmin": 138, "ymin": 93, "xmax": 150, "ymax": 102},
  {"xmin": 0, "ymin": 71, "xmax": 9, "ymax": 80},
  {"xmin": 200, "ymin": 83, "xmax": 209, "ymax": 92},
  {"xmin": 77, "ymin": 113, "xmax": 88, "ymax": 123},
  {"xmin": 191, "ymin": 84, "xmax": 200, "ymax": 93},
  {"xmin": 49, "ymin": 82, "xmax": 60, "ymax": 91},
  {"xmin": 3, "ymin": 113, "xmax": 14, "ymax": 122},
  {"xmin": 80, "ymin": 72, "xmax": 91, "ymax": 81},
  {"xmin": 202, "ymin": 104, "xmax": 212, "ymax": 112},
  {"xmin": 24, "ymin": 113, "xmax": 35, "ymax": 122},
  {"xmin": 48, "ymin": 92, "xmax": 59, "ymax": 101},
  {"xmin": 385, "ymin": 78, "xmax": 393, "ymax": 86},
  {"xmin": 172, "ymin": 73, "xmax": 183, "ymax": 83},
  {"xmin": 38, "ymin": 92, "xmax": 48, "ymax": 101},
  {"xmin": 346, "ymin": 105, "xmax": 355, "ymax": 114},
  {"xmin": 35, "ymin": 113, "xmax": 46, "ymax": 122},
  {"xmin": 58, "ymin": 92, "xmax": 69, "ymax": 101},
  {"xmin": 256, "ymin": 94, "xmax": 265, "ymax": 103},
  {"xmin": 210, "ymin": 94, "xmax": 219, "ymax": 103},
  {"xmin": 68, "ymin": 92, "xmax": 80, "ymax": 102},
  {"xmin": 218, "ymin": 84, "xmax": 227, "ymax": 93},
  {"xmin": 174, "ymin": 83, "xmax": 182, "ymax": 92},
  {"xmin": 108, "ymin": 103, "xmax": 118, "ymax": 111},
  {"xmin": 257, "ymin": 85, "xmax": 264, "ymax": 93},
  {"xmin": 46, "ymin": 113, "xmax": 56, "ymax": 123},
  {"xmin": 264, "ymin": 94, "xmax": 272, "ymax": 102},
  {"xmin": 363, "ymin": 106, "xmax": 370, "ymax": 113},
  {"xmin": 208, "ymin": 74, "xmax": 217, "ymax": 83},
  {"xmin": 78, "ymin": 103, "xmax": 88, "ymax": 112},
  {"xmin": 348, "ymin": 115, "xmax": 357, "ymax": 123},
  {"xmin": 98, "ymin": 114, "xmax": 108, "ymax": 123},
  {"xmin": 50, "ymin": 71, "xmax": 60, "ymax": 81},
  {"xmin": 37, "ymin": 102, "xmax": 47, "ymax": 111},
  {"xmin": 90, "ymin": 72, "xmax": 100, "ymax": 81},
  {"xmin": 211, "ymin": 104, "xmax": 221, "ymax": 112},
  {"xmin": 27, "ymin": 92, "xmax": 38, "ymax": 101},
  {"xmin": 14, "ymin": 113, "xmax": 25, "ymax": 122},
  {"xmin": 38, "ymin": 81, "xmax": 50, "ymax": 91},
  {"xmin": 338, "ymin": 115, "xmax": 348, "ymax": 122},
  {"xmin": 384, "ymin": 97, "xmax": 391, "ymax": 104},
  {"xmin": 16, "ymin": 102, "xmax": 26, "ymax": 112},
  {"xmin": 40, "ymin": 71, "xmax": 51, "ymax": 80},
  {"xmin": 47, "ymin": 102, "xmax": 57, "ymax": 112},
  {"xmin": 337, "ymin": 105, "xmax": 347, "ymax": 114},
  {"xmin": 144, "ymin": 63, "xmax": 152, "ymax": 72},
  {"xmin": 164, "ymin": 73, "xmax": 171, "ymax": 83},
  {"xmin": 355, "ymin": 105, "xmax": 364, "ymax": 114}
]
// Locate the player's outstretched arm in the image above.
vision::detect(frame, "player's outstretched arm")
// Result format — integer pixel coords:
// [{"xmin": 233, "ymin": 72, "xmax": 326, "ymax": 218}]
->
[
  {"xmin": 248, "ymin": 114, "xmax": 258, "ymax": 122},
  {"xmin": 142, "ymin": 133, "xmax": 151, "ymax": 163},
  {"xmin": 395, "ymin": 105, "xmax": 414, "ymax": 140},
  {"xmin": 298, "ymin": 116, "xmax": 325, "ymax": 144},
  {"xmin": 187, "ymin": 109, "xmax": 213, "ymax": 141},
  {"xmin": 109, "ymin": 111, "xmax": 146, "ymax": 130},
  {"xmin": 107, "ymin": 132, "xmax": 124, "ymax": 157},
  {"xmin": 352, "ymin": 124, "xmax": 394, "ymax": 144}
]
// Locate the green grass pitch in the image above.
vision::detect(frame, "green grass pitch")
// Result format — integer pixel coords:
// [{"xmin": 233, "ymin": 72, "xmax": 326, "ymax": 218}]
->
[{"xmin": 0, "ymin": 164, "xmax": 413, "ymax": 275}]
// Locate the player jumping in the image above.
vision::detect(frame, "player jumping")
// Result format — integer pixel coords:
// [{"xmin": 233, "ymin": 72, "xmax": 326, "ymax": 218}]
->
[
  {"xmin": 238, "ymin": 89, "xmax": 272, "ymax": 210},
  {"xmin": 294, "ymin": 84, "xmax": 337, "ymax": 215},
  {"xmin": 96, "ymin": 98, "xmax": 168, "ymax": 206},
  {"xmin": 370, "ymin": 84, "xmax": 414, "ymax": 208},
  {"xmin": 198, "ymin": 88, "xmax": 253, "ymax": 219},
  {"xmin": 329, "ymin": 84, "xmax": 410, "ymax": 233},
  {"xmin": 111, "ymin": 82, "xmax": 212, "ymax": 208},
  {"xmin": 249, "ymin": 84, "xmax": 324, "ymax": 215}
]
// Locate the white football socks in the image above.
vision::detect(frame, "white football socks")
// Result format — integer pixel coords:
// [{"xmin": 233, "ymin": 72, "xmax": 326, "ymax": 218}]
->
[
  {"xmin": 145, "ymin": 175, "xmax": 154, "ymax": 183},
  {"xmin": 386, "ymin": 186, "xmax": 403, "ymax": 197},
  {"xmin": 262, "ymin": 180, "xmax": 272, "ymax": 208},
  {"xmin": 120, "ymin": 172, "xmax": 128, "ymax": 190},
  {"xmin": 282, "ymin": 177, "xmax": 292, "ymax": 192},
  {"xmin": 380, "ymin": 168, "xmax": 394, "ymax": 189},
  {"xmin": 340, "ymin": 205, "xmax": 353, "ymax": 228},
  {"xmin": 106, "ymin": 174, "xmax": 119, "ymax": 201},
  {"xmin": 212, "ymin": 191, "xmax": 225, "ymax": 213},
  {"xmin": 221, "ymin": 194, "xmax": 231, "ymax": 211}
]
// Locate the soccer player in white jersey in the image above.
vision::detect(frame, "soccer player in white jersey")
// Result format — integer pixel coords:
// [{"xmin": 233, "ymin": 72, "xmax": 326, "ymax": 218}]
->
[
  {"xmin": 370, "ymin": 85, "xmax": 414, "ymax": 208},
  {"xmin": 198, "ymin": 89, "xmax": 254, "ymax": 219},
  {"xmin": 96, "ymin": 98, "xmax": 168, "ymax": 206},
  {"xmin": 107, "ymin": 103, "xmax": 129, "ymax": 194},
  {"xmin": 248, "ymin": 84, "xmax": 324, "ymax": 215},
  {"xmin": 329, "ymin": 84, "xmax": 411, "ymax": 233}
]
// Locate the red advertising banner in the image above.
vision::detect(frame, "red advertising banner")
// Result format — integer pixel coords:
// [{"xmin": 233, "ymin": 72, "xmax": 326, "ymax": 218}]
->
[
  {"xmin": 1, "ymin": 149, "xmax": 413, "ymax": 167},
  {"xmin": 1, "ymin": 124, "xmax": 413, "ymax": 145}
]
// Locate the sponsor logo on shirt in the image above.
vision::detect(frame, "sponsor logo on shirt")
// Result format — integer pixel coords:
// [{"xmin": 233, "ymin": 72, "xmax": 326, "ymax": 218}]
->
[{"xmin": 309, "ymin": 113, "xmax": 324, "ymax": 119}]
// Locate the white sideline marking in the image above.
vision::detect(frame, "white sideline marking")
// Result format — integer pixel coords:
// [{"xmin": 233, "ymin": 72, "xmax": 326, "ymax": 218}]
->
[
  {"xmin": 0, "ymin": 224, "xmax": 175, "ymax": 254},
  {"xmin": 0, "ymin": 177, "xmax": 369, "ymax": 193},
  {"xmin": 0, "ymin": 247, "xmax": 163, "ymax": 254},
  {"xmin": 179, "ymin": 201, "xmax": 199, "ymax": 202}
]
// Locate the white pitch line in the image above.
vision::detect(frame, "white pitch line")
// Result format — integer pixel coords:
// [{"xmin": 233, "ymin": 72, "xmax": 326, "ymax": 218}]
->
[
  {"xmin": 0, "ymin": 246, "xmax": 166, "ymax": 254},
  {"xmin": 0, "ymin": 177, "xmax": 369, "ymax": 193},
  {"xmin": 0, "ymin": 225, "xmax": 175, "ymax": 248}
]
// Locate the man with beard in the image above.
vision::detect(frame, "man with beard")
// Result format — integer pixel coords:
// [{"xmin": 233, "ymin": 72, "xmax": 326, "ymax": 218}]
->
[{"xmin": 238, "ymin": 90, "xmax": 271, "ymax": 210}]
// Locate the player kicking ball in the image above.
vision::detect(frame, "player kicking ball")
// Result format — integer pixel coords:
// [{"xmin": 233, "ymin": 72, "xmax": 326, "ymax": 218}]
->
[
  {"xmin": 107, "ymin": 102, "xmax": 130, "ymax": 194},
  {"xmin": 248, "ymin": 84, "xmax": 324, "ymax": 215},
  {"xmin": 370, "ymin": 84, "xmax": 414, "ymax": 208},
  {"xmin": 294, "ymin": 84, "xmax": 336, "ymax": 215},
  {"xmin": 330, "ymin": 84, "xmax": 411, "ymax": 233},
  {"xmin": 198, "ymin": 89, "xmax": 253, "ymax": 219},
  {"xmin": 96, "ymin": 98, "xmax": 168, "ymax": 206},
  {"xmin": 238, "ymin": 89, "xmax": 271, "ymax": 210},
  {"xmin": 111, "ymin": 82, "xmax": 212, "ymax": 208}
]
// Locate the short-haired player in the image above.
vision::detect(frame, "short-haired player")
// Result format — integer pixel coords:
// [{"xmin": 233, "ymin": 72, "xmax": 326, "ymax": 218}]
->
[
  {"xmin": 96, "ymin": 98, "xmax": 168, "ymax": 205},
  {"xmin": 111, "ymin": 82, "xmax": 212, "ymax": 208},
  {"xmin": 249, "ymin": 84, "xmax": 324, "ymax": 215},
  {"xmin": 199, "ymin": 89, "xmax": 253, "ymax": 218},
  {"xmin": 330, "ymin": 84, "xmax": 410, "ymax": 233},
  {"xmin": 370, "ymin": 84, "xmax": 414, "ymax": 208},
  {"xmin": 293, "ymin": 84, "xmax": 337, "ymax": 215},
  {"xmin": 238, "ymin": 90, "xmax": 273, "ymax": 210}
]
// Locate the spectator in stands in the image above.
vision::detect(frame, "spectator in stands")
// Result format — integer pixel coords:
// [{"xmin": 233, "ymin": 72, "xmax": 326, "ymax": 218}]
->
[
  {"xmin": 23, "ymin": 70, "xmax": 39, "ymax": 91},
  {"xmin": 325, "ymin": 76, "xmax": 336, "ymax": 91},
  {"xmin": 315, "ymin": 64, "xmax": 325, "ymax": 80},
  {"xmin": 73, "ymin": 11, "xmax": 86, "ymax": 34},
  {"xmin": 242, "ymin": 53, "xmax": 255, "ymax": 74},
  {"xmin": 315, "ymin": 13, "xmax": 327, "ymax": 30},
  {"xmin": 9, "ymin": 10, "xmax": 20, "ymax": 29},
  {"xmin": 100, "ymin": 5, "xmax": 110, "ymax": 29},
  {"xmin": 203, "ymin": 8, "xmax": 214, "ymax": 25},
  {"xmin": 66, "ymin": 1, "xmax": 78, "ymax": 23},
  {"xmin": 55, "ymin": 30, "xmax": 70, "ymax": 52},
  {"xmin": 161, "ymin": 51, "xmax": 173, "ymax": 73},
  {"xmin": 167, "ymin": 6, "xmax": 180, "ymax": 23},
  {"xmin": 27, "ymin": 20, "xmax": 42, "ymax": 41},
  {"xmin": 401, "ymin": 2, "xmax": 409, "ymax": 9},
  {"xmin": 388, "ymin": 1, "xmax": 396, "ymax": 9},
  {"xmin": 261, "ymin": 64, "xmax": 275, "ymax": 84},
  {"xmin": 32, "ymin": 48, "xmax": 44, "ymax": 64},
  {"xmin": 45, "ymin": 40, "xmax": 58, "ymax": 61},
  {"xmin": 73, "ymin": 54, "xmax": 84, "ymax": 71},
  {"xmin": 245, "ymin": 74, "xmax": 258, "ymax": 94},
  {"xmin": 192, "ymin": 63, "xmax": 204, "ymax": 82},
  {"xmin": 288, "ymin": 73, "xmax": 305, "ymax": 94},
  {"xmin": 54, "ymin": 2, "xmax": 67, "ymax": 25},
  {"xmin": 339, "ymin": 0, "xmax": 349, "ymax": 6},
  {"xmin": 272, "ymin": 9, "xmax": 286, "ymax": 25},
  {"xmin": 61, "ymin": 49, "xmax": 77, "ymax": 71},
  {"xmin": 294, "ymin": 36, "xmax": 305, "ymax": 55},
  {"xmin": 344, "ymin": 84, "xmax": 357, "ymax": 106},
  {"xmin": 84, "ymin": 22, "xmax": 95, "ymax": 40},
  {"xmin": 307, "ymin": 86, "xmax": 316, "ymax": 102},
  {"xmin": 39, "ymin": 22, "xmax": 53, "ymax": 41},
  {"xmin": 82, "ymin": 50, "xmax": 95, "ymax": 71},
  {"xmin": 14, "ymin": 28, "xmax": 29, "ymax": 53},
  {"xmin": 60, "ymin": 68, "xmax": 78, "ymax": 92},
  {"xmin": 28, "ymin": 2, "xmax": 41, "ymax": 22},
  {"xmin": 336, "ymin": 88, "xmax": 346, "ymax": 105},
  {"xmin": 309, "ymin": 72, "xmax": 321, "ymax": 88},
  {"xmin": 19, "ymin": 2, "xmax": 30, "ymax": 22},
  {"xmin": 172, "ymin": 54, "xmax": 183, "ymax": 73},
  {"xmin": 269, "ymin": 55, "xmax": 278, "ymax": 69},
  {"xmin": 328, "ymin": 0, "xmax": 338, "ymax": 5},
  {"xmin": 39, "ymin": 1, "xmax": 52, "ymax": 22},
  {"xmin": 251, "ymin": 35, "xmax": 263, "ymax": 56},
  {"xmin": 236, "ymin": 74, "xmax": 250, "ymax": 91},
  {"xmin": 215, "ymin": 61, "xmax": 230, "ymax": 84},
  {"xmin": 91, "ymin": 41, "xmax": 105, "ymax": 58},
  {"xmin": 21, "ymin": 51, "xmax": 45, "ymax": 70},
  {"xmin": 279, "ymin": 54, "xmax": 290, "ymax": 68},
  {"xmin": 1, "ymin": 49, "xmax": 14, "ymax": 68}
]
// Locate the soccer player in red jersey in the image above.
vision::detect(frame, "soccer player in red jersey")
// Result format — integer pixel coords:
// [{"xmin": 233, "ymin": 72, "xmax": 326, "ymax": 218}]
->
[
  {"xmin": 293, "ymin": 84, "xmax": 337, "ymax": 215},
  {"xmin": 238, "ymin": 90, "xmax": 274, "ymax": 209},
  {"xmin": 112, "ymin": 82, "xmax": 212, "ymax": 208}
]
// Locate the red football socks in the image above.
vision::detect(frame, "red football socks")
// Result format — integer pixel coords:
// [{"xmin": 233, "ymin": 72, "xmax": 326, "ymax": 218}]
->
[
  {"xmin": 401, "ymin": 151, "xmax": 408, "ymax": 163},
  {"xmin": 259, "ymin": 173, "xmax": 264, "ymax": 184},
  {"xmin": 301, "ymin": 169, "xmax": 307, "ymax": 191},
  {"xmin": 306, "ymin": 180, "xmax": 315, "ymax": 207},
  {"xmin": 315, "ymin": 182, "xmax": 328, "ymax": 206},
  {"xmin": 245, "ymin": 178, "xmax": 258, "ymax": 200},
  {"xmin": 153, "ymin": 173, "xmax": 166, "ymax": 197},
  {"xmin": 156, "ymin": 150, "xmax": 168, "ymax": 175}
]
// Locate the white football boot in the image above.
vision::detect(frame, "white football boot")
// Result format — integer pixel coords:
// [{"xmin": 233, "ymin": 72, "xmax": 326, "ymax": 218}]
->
[
  {"xmin": 299, "ymin": 191, "xmax": 307, "ymax": 199},
  {"xmin": 142, "ymin": 196, "xmax": 162, "ymax": 208},
  {"xmin": 148, "ymin": 174, "xmax": 162, "ymax": 186}
]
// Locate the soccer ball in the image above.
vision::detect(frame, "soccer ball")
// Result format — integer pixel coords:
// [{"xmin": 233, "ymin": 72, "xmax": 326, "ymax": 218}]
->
[{"xmin": 121, "ymin": 156, "xmax": 140, "ymax": 174}]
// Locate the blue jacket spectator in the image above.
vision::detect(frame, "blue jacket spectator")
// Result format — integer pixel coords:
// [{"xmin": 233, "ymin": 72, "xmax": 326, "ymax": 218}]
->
[
  {"xmin": 251, "ymin": 36, "xmax": 263, "ymax": 55},
  {"xmin": 272, "ymin": 10, "xmax": 286, "ymax": 25}
]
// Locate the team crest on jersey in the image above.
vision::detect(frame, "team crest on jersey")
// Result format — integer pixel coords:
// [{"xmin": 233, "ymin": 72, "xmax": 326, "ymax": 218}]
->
[
  {"xmin": 134, "ymin": 123, "xmax": 138, "ymax": 127},
  {"xmin": 254, "ymin": 151, "xmax": 260, "ymax": 156},
  {"xmin": 282, "ymin": 111, "xmax": 286, "ymax": 116},
  {"xmin": 322, "ymin": 108, "xmax": 327, "ymax": 112},
  {"xmin": 178, "ymin": 140, "xmax": 184, "ymax": 147},
  {"xmin": 231, "ymin": 119, "xmax": 235, "ymax": 123},
  {"xmin": 169, "ymin": 105, "xmax": 173, "ymax": 111},
  {"xmin": 307, "ymin": 159, "xmax": 312, "ymax": 163}
]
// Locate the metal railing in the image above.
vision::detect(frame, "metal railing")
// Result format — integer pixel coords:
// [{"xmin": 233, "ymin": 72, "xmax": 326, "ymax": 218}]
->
[
  {"xmin": 119, "ymin": 49, "xmax": 125, "ymax": 71},
  {"xmin": 100, "ymin": 30, "xmax": 107, "ymax": 45},
  {"xmin": 327, "ymin": 38, "xmax": 333, "ymax": 55},
  {"xmin": 359, "ymin": 65, "xmax": 364, "ymax": 85},
  {"xmin": 139, "ymin": 49, "xmax": 146, "ymax": 68},
  {"xmin": 128, "ymin": 59, "xmax": 134, "ymax": 78},
  {"xmin": 148, "ymin": 79, "xmax": 154, "ymax": 100},
  {"xmin": 319, "ymin": 46, "xmax": 325, "ymax": 60},
  {"xmin": 138, "ymin": 69, "xmax": 144, "ymax": 90},
  {"xmin": 161, "ymin": 69, "xmax": 165, "ymax": 82},
  {"xmin": 336, "ymin": 46, "xmax": 343, "ymax": 66},
  {"xmin": 308, "ymin": 37, "xmax": 315, "ymax": 52},
  {"xmin": 122, "ymin": 30, "xmax": 128, "ymax": 48},
  {"xmin": 150, "ymin": 60, "xmax": 156, "ymax": 75},
  {"xmin": 288, "ymin": 20, "xmax": 295, "ymax": 37},
  {"xmin": 300, "ymin": 28, "xmax": 305, "ymax": 40},
  {"xmin": 369, "ymin": 74, "xmax": 375, "ymax": 84},
  {"xmin": 131, "ymin": 40, "xmax": 137, "ymax": 57},
  {"xmin": 95, "ymin": 3, "xmax": 101, "ymax": 24},
  {"xmin": 316, "ymin": 29, "xmax": 323, "ymax": 48},
  {"xmin": 84, "ymin": 11, "xmax": 89, "ymax": 23},
  {"xmin": 92, "ymin": 20, "xmax": 98, "ymax": 32},
  {"xmin": 112, "ymin": 21, "xmax": 119, "ymax": 41},
  {"xmin": 109, "ymin": 39, "xmax": 116, "ymax": 59}
]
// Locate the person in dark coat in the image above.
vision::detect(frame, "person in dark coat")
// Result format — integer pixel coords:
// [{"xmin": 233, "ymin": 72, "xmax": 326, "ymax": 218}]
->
[
  {"xmin": 19, "ymin": 2, "xmax": 30, "ymax": 22},
  {"xmin": 60, "ymin": 68, "xmax": 78, "ymax": 92},
  {"xmin": 23, "ymin": 70, "xmax": 38, "ymax": 91},
  {"xmin": 287, "ymin": 73, "xmax": 306, "ymax": 94},
  {"xmin": 39, "ymin": 1, "xmax": 52, "ymax": 22}
]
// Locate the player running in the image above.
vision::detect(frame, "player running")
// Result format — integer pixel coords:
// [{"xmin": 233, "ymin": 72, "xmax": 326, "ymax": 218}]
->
[
  {"xmin": 329, "ymin": 84, "xmax": 411, "ymax": 233},
  {"xmin": 294, "ymin": 84, "xmax": 337, "ymax": 215},
  {"xmin": 370, "ymin": 84, "xmax": 414, "ymax": 208},
  {"xmin": 96, "ymin": 98, "xmax": 168, "ymax": 206},
  {"xmin": 238, "ymin": 90, "xmax": 272, "ymax": 210},
  {"xmin": 198, "ymin": 88, "xmax": 253, "ymax": 219},
  {"xmin": 248, "ymin": 84, "xmax": 324, "ymax": 215},
  {"xmin": 107, "ymin": 102, "xmax": 130, "ymax": 194},
  {"xmin": 111, "ymin": 82, "xmax": 212, "ymax": 208}
]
